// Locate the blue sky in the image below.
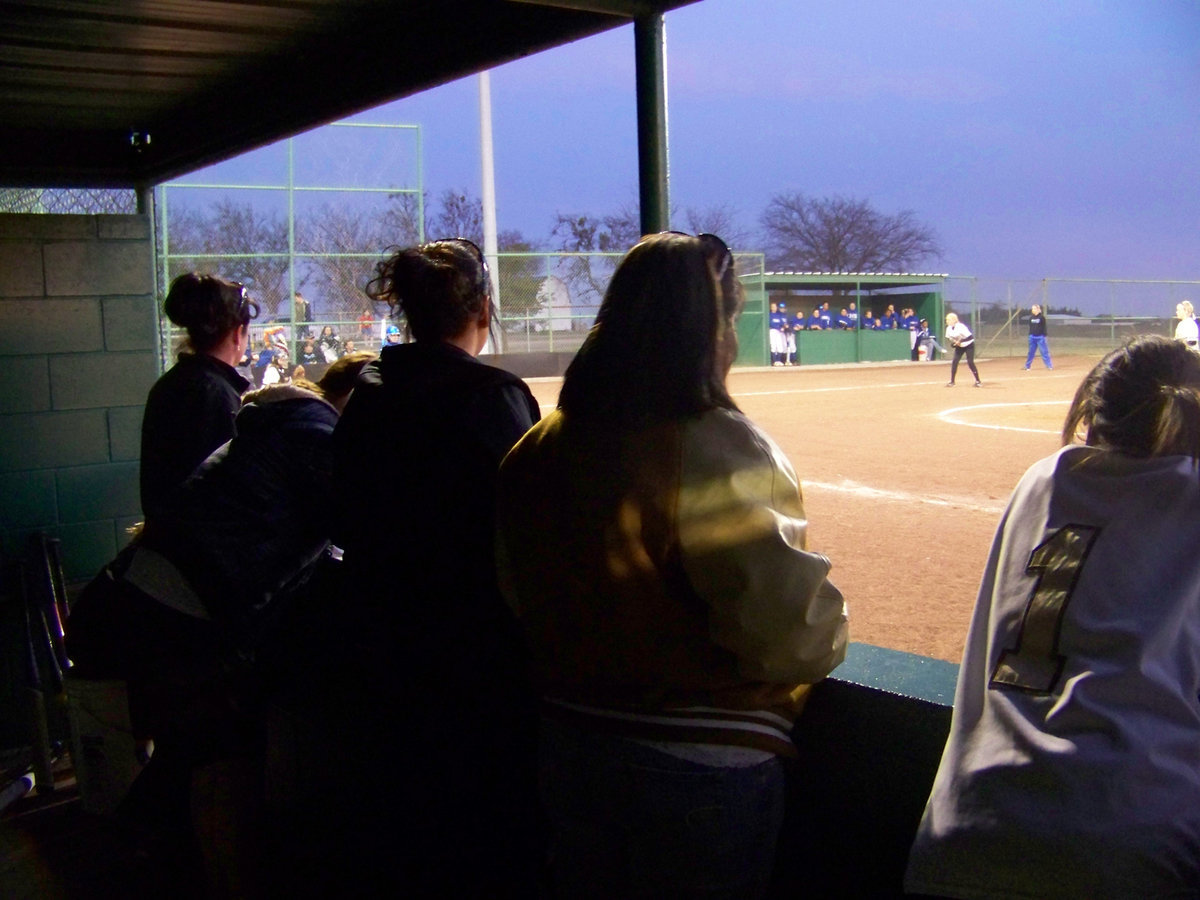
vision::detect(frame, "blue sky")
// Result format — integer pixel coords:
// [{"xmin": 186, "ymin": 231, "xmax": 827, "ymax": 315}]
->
[{"xmin": 203, "ymin": 0, "xmax": 1199, "ymax": 282}]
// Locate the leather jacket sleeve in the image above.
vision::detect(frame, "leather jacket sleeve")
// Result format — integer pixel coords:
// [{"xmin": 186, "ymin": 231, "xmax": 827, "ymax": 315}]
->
[{"xmin": 677, "ymin": 410, "xmax": 848, "ymax": 684}]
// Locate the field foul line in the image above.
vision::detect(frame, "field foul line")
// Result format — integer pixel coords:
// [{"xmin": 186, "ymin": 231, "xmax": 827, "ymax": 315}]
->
[
  {"xmin": 805, "ymin": 479, "xmax": 1006, "ymax": 516},
  {"xmin": 734, "ymin": 379, "xmax": 947, "ymax": 397},
  {"xmin": 936, "ymin": 400, "xmax": 1065, "ymax": 434}
]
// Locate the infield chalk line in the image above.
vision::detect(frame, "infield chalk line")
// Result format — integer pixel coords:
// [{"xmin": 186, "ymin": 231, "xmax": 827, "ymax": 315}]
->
[
  {"xmin": 805, "ymin": 478, "xmax": 1007, "ymax": 516},
  {"xmin": 734, "ymin": 379, "xmax": 948, "ymax": 398},
  {"xmin": 936, "ymin": 400, "xmax": 1065, "ymax": 435}
]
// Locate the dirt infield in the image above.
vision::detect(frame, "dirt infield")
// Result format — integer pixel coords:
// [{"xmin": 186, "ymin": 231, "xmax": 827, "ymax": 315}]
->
[{"xmin": 523, "ymin": 351, "xmax": 1105, "ymax": 665}]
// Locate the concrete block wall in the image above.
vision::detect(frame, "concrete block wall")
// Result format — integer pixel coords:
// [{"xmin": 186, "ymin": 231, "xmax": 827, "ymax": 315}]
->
[{"xmin": 0, "ymin": 213, "xmax": 158, "ymax": 581}]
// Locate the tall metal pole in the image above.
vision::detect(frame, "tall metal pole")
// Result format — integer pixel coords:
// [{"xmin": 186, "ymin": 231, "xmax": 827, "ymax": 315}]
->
[
  {"xmin": 479, "ymin": 70, "xmax": 502, "ymax": 353},
  {"xmin": 635, "ymin": 15, "xmax": 669, "ymax": 237}
]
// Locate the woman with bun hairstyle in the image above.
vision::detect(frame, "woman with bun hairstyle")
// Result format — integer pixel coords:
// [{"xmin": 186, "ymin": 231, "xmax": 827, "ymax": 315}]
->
[
  {"xmin": 495, "ymin": 233, "xmax": 848, "ymax": 898},
  {"xmin": 906, "ymin": 334, "xmax": 1200, "ymax": 899},
  {"xmin": 330, "ymin": 238, "xmax": 542, "ymax": 894},
  {"xmin": 140, "ymin": 272, "xmax": 258, "ymax": 520}
]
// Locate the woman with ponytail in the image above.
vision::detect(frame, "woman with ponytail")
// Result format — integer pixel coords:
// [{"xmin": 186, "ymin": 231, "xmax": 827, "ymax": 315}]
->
[{"xmin": 328, "ymin": 239, "xmax": 541, "ymax": 894}]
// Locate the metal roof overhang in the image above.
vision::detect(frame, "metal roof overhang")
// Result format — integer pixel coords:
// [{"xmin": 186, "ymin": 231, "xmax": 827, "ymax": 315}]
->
[
  {"xmin": 0, "ymin": 0, "xmax": 697, "ymax": 189},
  {"xmin": 764, "ymin": 272, "xmax": 949, "ymax": 293}
]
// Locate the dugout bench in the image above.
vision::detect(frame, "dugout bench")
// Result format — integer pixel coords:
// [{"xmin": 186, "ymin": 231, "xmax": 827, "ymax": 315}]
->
[{"xmin": 772, "ymin": 643, "xmax": 957, "ymax": 898}]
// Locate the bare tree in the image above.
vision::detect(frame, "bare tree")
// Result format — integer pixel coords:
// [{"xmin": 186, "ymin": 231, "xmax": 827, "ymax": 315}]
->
[
  {"xmin": 683, "ymin": 202, "xmax": 754, "ymax": 249},
  {"xmin": 166, "ymin": 199, "xmax": 291, "ymax": 316},
  {"xmin": 431, "ymin": 188, "xmax": 483, "ymax": 244},
  {"xmin": 380, "ymin": 190, "xmax": 425, "ymax": 247},
  {"xmin": 300, "ymin": 203, "xmax": 386, "ymax": 321},
  {"xmin": 549, "ymin": 211, "xmax": 636, "ymax": 309},
  {"xmin": 760, "ymin": 193, "xmax": 941, "ymax": 272}
]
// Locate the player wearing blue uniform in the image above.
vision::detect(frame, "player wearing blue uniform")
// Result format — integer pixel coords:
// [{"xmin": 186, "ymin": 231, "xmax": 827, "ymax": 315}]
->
[
  {"xmin": 847, "ymin": 302, "xmax": 859, "ymax": 329},
  {"xmin": 768, "ymin": 301, "xmax": 788, "ymax": 366},
  {"xmin": 818, "ymin": 302, "xmax": 833, "ymax": 330},
  {"xmin": 906, "ymin": 335, "xmax": 1200, "ymax": 899}
]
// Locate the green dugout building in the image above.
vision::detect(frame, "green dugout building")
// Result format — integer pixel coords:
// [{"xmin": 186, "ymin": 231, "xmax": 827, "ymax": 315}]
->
[{"xmin": 760, "ymin": 272, "xmax": 947, "ymax": 366}]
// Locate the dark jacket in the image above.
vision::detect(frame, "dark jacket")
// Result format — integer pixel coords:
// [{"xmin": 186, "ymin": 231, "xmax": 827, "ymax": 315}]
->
[
  {"xmin": 143, "ymin": 385, "xmax": 339, "ymax": 647},
  {"xmin": 332, "ymin": 342, "xmax": 539, "ymax": 658},
  {"xmin": 140, "ymin": 353, "xmax": 249, "ymax": 521}
]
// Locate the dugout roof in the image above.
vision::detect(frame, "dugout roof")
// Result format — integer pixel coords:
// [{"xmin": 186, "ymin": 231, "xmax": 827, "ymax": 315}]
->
[
  {"xmin": 0, "ymin": 0, "xmax": 697, "ymax": 189},
  {"xmin": 764, "ymin": 272, "xmax": 949, "ymax": 294}
]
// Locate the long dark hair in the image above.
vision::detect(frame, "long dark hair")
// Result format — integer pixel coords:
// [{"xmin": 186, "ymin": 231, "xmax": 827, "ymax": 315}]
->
[
  {"xmin": 163, "ymin": 272, "xmax": 257, "ymax": 355},
  {"xmin": 365, "ymin": 238, "xmax": 495, "ymax": 344},
  {"xmin": 1063, "ymin": 334, "xmax": 1200, "ymax": 462},
  {"xmin": 558, "ymin": 232, "xmax": 743, "ymax": 426}
]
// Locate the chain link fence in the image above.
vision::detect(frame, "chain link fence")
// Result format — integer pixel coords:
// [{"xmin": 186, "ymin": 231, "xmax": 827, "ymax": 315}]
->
[
  {"xmin": 493, "ymin": 250, "xmax": 766, "ymax": 363},
  {"xmin": 0, "ymin": 188, "xmax": 137, "ymax": 215},
  {"xmin": 943, "ymin": 276, "xmax": 1199, "ymax": 360}
]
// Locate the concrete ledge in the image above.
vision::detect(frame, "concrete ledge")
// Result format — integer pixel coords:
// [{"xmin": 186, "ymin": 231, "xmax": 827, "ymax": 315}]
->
[{"xmin": 774, "ymin": 645, "xmax": 955, "ymax": 898}]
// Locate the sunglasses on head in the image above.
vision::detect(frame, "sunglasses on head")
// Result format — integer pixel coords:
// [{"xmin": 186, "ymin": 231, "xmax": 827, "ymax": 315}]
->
[
  {"xmin": 232, "ymin": 282, "xmax": 260, "ymax": 323},
  {"xmin": 659, "ymin": 231, "xmax": 733, "ymax": 280},
  {"xmin": 440, "ymin": 237, "xmax": 491, "ymax": 297}
]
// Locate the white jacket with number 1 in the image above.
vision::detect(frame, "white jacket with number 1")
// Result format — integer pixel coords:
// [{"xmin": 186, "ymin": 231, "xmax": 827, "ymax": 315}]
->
[{"xmin": 905, "ymin": 445, "xmax": 1200, "ymax": 900}]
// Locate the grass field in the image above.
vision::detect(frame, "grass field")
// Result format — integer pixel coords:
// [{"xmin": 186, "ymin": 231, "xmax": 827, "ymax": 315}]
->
[{"xmin": 522, "ymin": 350, "xmax": 1107, "ymax": 665}]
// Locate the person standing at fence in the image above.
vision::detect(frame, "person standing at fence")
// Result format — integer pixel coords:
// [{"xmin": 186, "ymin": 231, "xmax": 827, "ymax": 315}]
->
[
  {"xmin": 496, "ymin": 232, "xmax": 848, "ymax": 900},
  {"xmin": 944, "ymin": 312, "xmax": 981, "ymax": 387},
  {"xmin": 1024, "ymin": 303, "xmax": 1053, "ymax": 370},
  {"xmin": 1174, "ymin": 300, "xmax": 1198, "ymax": 350},
  {"xmin": 293, "ymin": 292, "xmax": 312, "ymax": 339},
  {"xmin": 906, "ymin": 335, "xmax": 1200, "ymax": 899},
  {"xmin": 330, "ymin": 237, "xmax": 542, "ymax": 895}
]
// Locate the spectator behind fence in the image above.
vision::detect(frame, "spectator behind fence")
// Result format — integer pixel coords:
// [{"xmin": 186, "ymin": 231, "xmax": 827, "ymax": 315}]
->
[
  {"xmin": 293, "ymin": 291, "xmax": 312, "ymax": 339},
  {"xmin": 496, "ymin": 232, "xmax": 849, "ymax": 900},
  {"xmin": 297, "ymin": 339, "xmax": 321, "ymax": 367},
  {"xmin": 316, "ymin": 324, "xmax": 342, "ymax": 363},
  {"xmin": 67, "ymin": 353, "xmax": 371, "ymax": 898},
  {"xmin": 140, "ymin": 272, "xmax": 258, "ymax": 522},
  {"xmin": 906, "ymin": 335, "xmax": 1200, "ymax": 899},
  {"xmin": 330, "ymin": 238, "xmax": 542, "ymax": 895}
]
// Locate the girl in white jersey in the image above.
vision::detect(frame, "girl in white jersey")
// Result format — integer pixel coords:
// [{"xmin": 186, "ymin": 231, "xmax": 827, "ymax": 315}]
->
[
  {"xmin": 943, "ymin": 312, "xmax": 981, "ymax": 387},
  {"xmin": 906, "ymin": 334, "xmax": 1200, "ymax": 900},
  {"xmin": 1175, "ymin": 300, "xmax": 1198, "ymax": 349}
]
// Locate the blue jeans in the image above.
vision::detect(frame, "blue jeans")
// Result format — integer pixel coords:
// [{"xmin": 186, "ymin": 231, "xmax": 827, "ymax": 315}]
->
[
  {"xmin": 538, "ymin": 717, "xmax": 785, "ymax": 899},
  {"xmin": 1025, "ymin": 334, "xmax": 1052, "ymax": 368}
]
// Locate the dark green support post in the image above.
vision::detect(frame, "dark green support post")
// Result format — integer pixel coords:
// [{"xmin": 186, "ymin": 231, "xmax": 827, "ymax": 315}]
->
[{"xmin": 635, "ymin": 14, "xmax": 669, "ymax": 237}]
